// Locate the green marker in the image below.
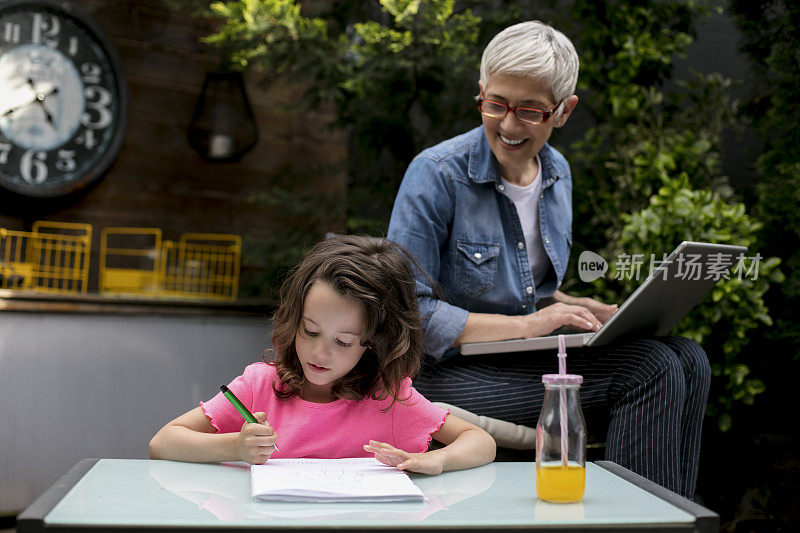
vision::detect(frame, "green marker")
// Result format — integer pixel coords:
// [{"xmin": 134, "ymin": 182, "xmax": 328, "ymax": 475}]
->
[{"xmin": 220, "ymin": 385, "xmax": 279, "ymax": 451}]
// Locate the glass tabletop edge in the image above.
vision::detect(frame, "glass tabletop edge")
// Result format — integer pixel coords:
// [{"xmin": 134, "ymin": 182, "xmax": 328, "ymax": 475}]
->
[
  {"xmin": 18, "ymin": 458, "xmax": 101, "ymax": 532},
  {"xmin": 594, "ymin": 461, "xmax": 719, "ymax": 533}
]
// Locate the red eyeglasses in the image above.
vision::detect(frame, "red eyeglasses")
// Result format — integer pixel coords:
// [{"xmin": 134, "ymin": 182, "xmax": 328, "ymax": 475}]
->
[{"xmin": 477, "ymin": 98, "xmax": 561, "ymax": 125}]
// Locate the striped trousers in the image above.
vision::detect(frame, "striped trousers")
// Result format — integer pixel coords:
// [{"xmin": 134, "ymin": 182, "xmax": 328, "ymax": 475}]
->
[{"xmin": 415, "ymin": 336, "xmax": 711, "ymax": 499}]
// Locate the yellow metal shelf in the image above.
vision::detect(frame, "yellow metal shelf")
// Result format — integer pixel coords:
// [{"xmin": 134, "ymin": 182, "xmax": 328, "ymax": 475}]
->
[
  {"xmin": 100, "ymin": 227, "xmax": 241, "ymax": 302},
  {"xmin": 0, "ymin": 221, "xmax": 92, "ymax": 295},
  {"xmin": 1, "ymin": 222, "xmax": 242, "ymax": 303}
]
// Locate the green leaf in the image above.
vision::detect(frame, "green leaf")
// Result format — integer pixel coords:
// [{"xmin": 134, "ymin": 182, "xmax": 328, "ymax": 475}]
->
[{"xmin": 718, "ymin": 413, "xmax": 732, "ymax": 432}]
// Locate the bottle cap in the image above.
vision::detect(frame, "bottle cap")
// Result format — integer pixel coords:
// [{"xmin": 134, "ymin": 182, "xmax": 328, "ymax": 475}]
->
[{"xmin": 542, "ymin": 373, "xmax": 583, "ymax": 385}]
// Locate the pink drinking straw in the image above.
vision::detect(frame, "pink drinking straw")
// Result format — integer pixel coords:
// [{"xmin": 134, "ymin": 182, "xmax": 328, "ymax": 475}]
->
[{"xmin": 557, "ymin": 335, "xmax": 569, "ymax": 468}]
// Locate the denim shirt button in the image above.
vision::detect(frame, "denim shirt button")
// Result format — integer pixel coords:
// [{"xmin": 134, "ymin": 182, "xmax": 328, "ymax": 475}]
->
[
  {"xmin": 544, "ymin": 237, "xmax": 550, "ymax": 244},
  {"xmin": 497, "ymin": 184, "xmax": 505, "ymax": 191},
  {"xmin": 474, "ymin": 252, "xmax": 482, "ymax": 259},
  {"xmin": 517, "ymin": 241, "xmax": 525, "ymax": 250},
  {"xmin": 526, "ymin": 286, "xmax": 533, "ymax": 295}
]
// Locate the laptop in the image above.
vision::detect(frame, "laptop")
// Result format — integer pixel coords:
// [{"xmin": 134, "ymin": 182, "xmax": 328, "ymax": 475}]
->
[{"xmin": 460, "ymin": 241, "xmax": 748, "ymax": 355}]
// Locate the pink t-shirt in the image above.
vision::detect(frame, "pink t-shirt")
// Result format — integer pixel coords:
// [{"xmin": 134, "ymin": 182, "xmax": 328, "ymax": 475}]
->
[{"xmin": 201, "ymin": 362, "xmax": 449, "ymax": 458}]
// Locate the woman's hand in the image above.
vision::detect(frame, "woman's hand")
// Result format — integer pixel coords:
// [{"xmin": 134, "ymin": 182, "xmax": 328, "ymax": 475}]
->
[
  {"xmin": 552, "ymin": 290, "xmax": 618, "ymax": 323},
  {"xmin": 454, "ymin": 292, "xmax": 617, "ymax": 346},
  {"xmin": 363, "ymin": 440, "xmax": 444, "ymax": 475},
  {"xmin": 519, "ymin": 301, "xmax": 604, "ymax": 338},
  {"xmin": 236, "ymin": 412, "xmax": 278, "ymax": 464},
  {"xmin": 574, "ymin": 296, "xmax": 618, "ymax": 323}
]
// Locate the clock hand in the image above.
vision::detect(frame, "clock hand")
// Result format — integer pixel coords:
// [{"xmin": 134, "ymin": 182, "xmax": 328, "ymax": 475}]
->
[
  {"xmin": 40, "ymin": 86, "xmax": 59, "ymax": 100},
  {"xmin": 26, "ymin": 77, "xmax": 59, "ymax": 102},
  {"xmin": 1, "ymin": 79, "xmax": 41, "ymax": 116},
  {"xmin": 34, "ymin": 87, "xmax": 59, "ymax": 126},
  {"xmin": 1, "ymin": 86, "xmax": 59, "ymax": 119},
  {"xmin": 37, "ymin": 100, "xmax": 55, "ymax": 126},
  {"xmin": 2, "ymin": 97, "xmax": 37, "ymax": 117}
]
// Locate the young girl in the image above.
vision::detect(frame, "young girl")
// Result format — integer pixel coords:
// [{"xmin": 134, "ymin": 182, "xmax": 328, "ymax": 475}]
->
[{"xmin": 149, "ymin": 235, "xmax": 496, "ymax": 475}]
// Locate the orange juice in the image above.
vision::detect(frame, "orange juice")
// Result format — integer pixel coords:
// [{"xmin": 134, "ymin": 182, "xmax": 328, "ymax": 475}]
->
[{"xmin": 536, "ymin": 461, "xmax": 585, "ymax": 503}]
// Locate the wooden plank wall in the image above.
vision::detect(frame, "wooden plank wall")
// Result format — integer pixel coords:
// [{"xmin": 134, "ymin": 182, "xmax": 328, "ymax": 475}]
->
[{"xmin": 0, "ymin": 0, "xmax": 348, "ymax": 300}]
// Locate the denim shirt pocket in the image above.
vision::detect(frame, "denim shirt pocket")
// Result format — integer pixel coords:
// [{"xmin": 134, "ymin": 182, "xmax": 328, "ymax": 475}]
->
[{"xmin": 454, "ymin": 240, "xmax": 501, "ymax": 296}]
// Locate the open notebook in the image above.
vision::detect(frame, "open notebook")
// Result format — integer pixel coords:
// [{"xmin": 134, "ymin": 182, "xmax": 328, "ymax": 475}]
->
[{"xmin": 250, "ymin": 458, "xmax": 425, "ymax": 503}]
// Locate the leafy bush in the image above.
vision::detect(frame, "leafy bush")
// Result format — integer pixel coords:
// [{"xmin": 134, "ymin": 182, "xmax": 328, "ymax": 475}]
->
[
  {"xmin": 557, "ymin": 0, "xmax": 783, "ymax": 429},
  {"xmin": 729, "ymin": 0, "xmax": 800, "ymax": 359},
  {"xmin": 601, "ymin": 176, "xmax": 783, "ymax": 431},
  {"xmin": 563, "ymin": 1, "xmax": 720, "ymax": 249}
]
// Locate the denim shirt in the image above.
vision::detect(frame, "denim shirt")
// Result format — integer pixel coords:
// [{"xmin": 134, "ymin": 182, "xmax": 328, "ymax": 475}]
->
[{"xmin": 388, "ymin": 126, "xmax": 573, "ymax": 360}]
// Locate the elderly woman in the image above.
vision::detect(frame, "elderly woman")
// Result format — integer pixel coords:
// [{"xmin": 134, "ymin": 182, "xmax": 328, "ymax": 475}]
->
[{"xmin": 387, "ymin": 21, "xmax": 710, "ymax": 499}]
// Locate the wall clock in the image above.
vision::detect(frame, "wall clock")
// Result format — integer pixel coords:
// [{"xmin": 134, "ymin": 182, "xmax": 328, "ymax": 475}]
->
[{"xmin": 0, "ymin": 0, "xmax": 128, "ymax": 198}]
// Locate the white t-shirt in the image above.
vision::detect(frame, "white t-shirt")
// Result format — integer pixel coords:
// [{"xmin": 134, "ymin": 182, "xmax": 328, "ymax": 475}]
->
[{"xmin": 501, "ymin": 155, "xmax": 550, "ymax": 286}]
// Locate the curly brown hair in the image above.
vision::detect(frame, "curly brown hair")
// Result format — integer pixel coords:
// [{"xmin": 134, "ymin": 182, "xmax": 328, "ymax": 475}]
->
[{"xmin": 269, "ymin": 235, "xmax": 423, "ymax": 408}]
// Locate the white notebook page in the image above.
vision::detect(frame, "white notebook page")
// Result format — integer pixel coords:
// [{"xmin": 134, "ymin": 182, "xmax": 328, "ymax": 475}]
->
[{"xmin": 250, "ymin": 458, "xmax": 425, "ymax": 503}]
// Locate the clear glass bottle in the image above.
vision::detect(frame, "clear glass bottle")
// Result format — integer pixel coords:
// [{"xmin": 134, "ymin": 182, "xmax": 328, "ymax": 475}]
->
[{"xmin": 536, "ymin": 374, "xmax": 586, "ymax": 503}]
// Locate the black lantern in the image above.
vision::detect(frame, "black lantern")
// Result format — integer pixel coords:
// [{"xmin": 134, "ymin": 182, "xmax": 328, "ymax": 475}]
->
[{"xmin": 187, "ymin": 71, "xmax": 258, "ymax": 162}]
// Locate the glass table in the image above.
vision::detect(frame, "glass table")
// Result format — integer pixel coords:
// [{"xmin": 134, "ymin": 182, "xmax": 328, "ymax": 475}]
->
[{"xmin": 18, "ymin": 458, "xmax": 718, "ymax": 532}]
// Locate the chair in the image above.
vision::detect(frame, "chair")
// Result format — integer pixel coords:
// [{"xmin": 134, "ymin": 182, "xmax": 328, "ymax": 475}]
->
[{"xmin": 433, "ymin": 402, "xmax": 607, "ymax": 462}]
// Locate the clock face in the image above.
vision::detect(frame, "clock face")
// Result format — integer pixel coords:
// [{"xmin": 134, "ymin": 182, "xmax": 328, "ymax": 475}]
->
[{"xmin": 0, "ymin": 0, "xmax": 128, "ymax": 198}]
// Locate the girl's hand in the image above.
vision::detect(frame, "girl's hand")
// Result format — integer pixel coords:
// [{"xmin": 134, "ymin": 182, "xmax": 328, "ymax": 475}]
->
[
  {"xmin": 364, "ymin": 440, "xmax": 444, "ymax": 475},
  {"xmin": 236, "ymin": 412, "xmax": 278, "ymax": 464}
]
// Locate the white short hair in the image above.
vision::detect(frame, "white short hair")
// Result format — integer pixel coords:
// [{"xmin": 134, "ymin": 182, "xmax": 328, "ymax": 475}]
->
[{"xmin": 480, "ymin": 21, "xmax": 579, "ymax": 117}]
